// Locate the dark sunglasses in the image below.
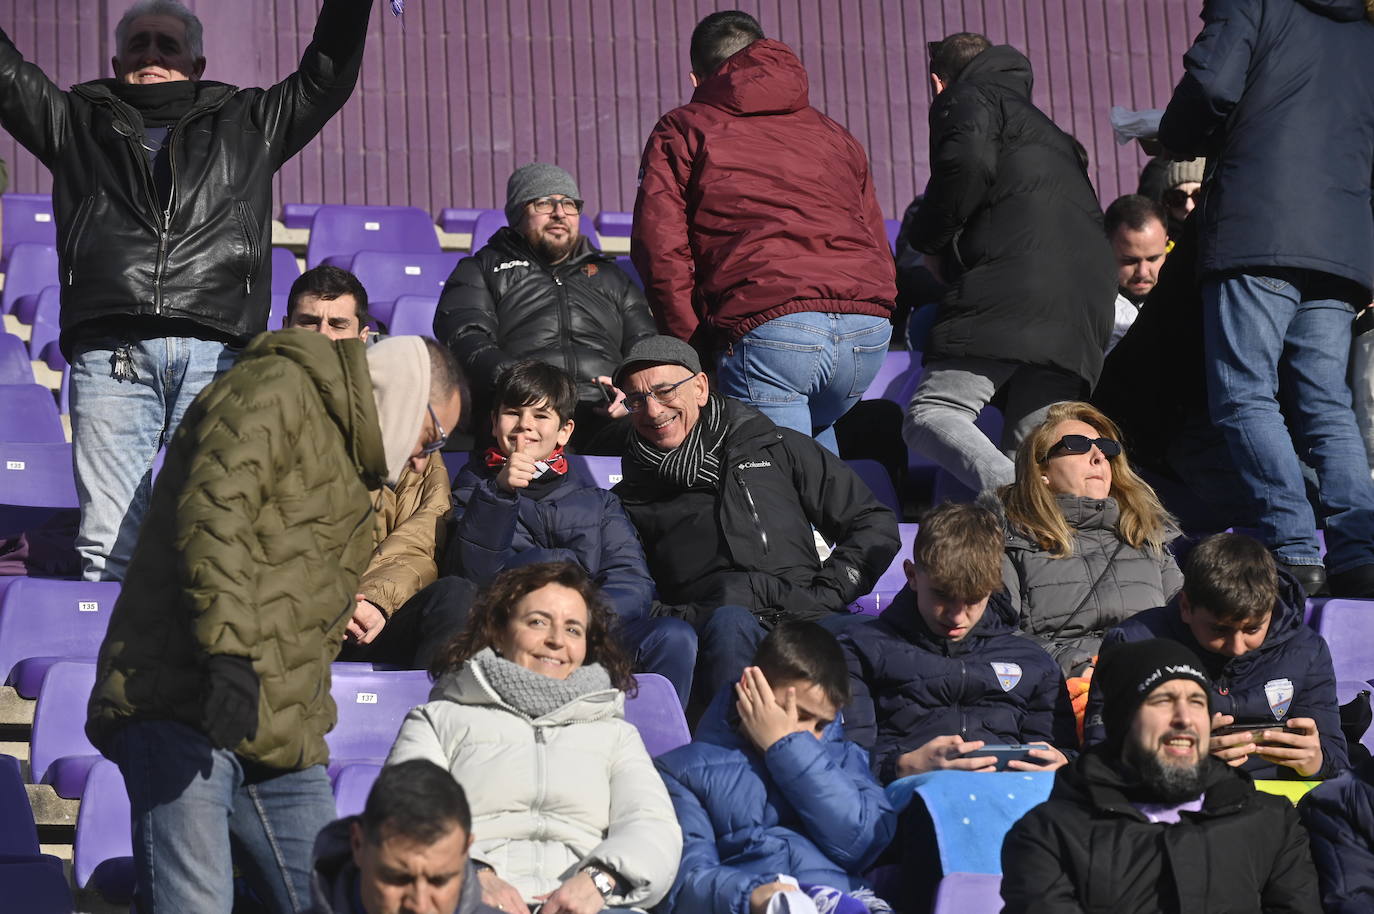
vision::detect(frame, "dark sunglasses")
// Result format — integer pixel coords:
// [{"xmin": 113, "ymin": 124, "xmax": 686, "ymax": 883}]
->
[
  {"xmin": 1163, "ymin": 186, "xmax": 1202, "ymax": 208},
  {"xmin": 1043, "ymin": 434, "xmax": 1121, "ymax": 461}
]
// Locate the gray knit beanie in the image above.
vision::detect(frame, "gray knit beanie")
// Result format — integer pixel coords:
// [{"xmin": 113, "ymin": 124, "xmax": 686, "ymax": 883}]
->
[
  {"xmin": 505, "ymin": 163, "xmax": 581, "ymax": 225},
  {"xmin": 1162, "ymin": 157, "xmax": 1206, "ymax": 191}
]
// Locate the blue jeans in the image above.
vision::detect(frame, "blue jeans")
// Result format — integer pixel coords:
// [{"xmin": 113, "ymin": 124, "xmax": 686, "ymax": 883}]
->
[
  {"xmin": 717, "ymin": 312, "xmax": 891, "ymax": 453},
  {"xmin": 107, "ymin": 720, "xmax": 335, "ymax": 914},
  {"xmin": 620, "ymin": 616, "xmax": 697, "ymax": 708},
  {"xmin": 697, "ymin": 604, "xmax": 871, "ymax": 701},
  {"xmin": 1202, "ymin": 270, "xmax": 1374, "ymax": 572},
  {"xmin": 70, "ymin": 335, "xmax": 237, "ymax": 581}
]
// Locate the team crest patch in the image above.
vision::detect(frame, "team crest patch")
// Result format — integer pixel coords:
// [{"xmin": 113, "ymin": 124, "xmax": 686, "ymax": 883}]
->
[
  {"xmin": 991, "ymin": 662, "xmax": 1023, "ymax": 692},
  {"xmin": 581, "ymin": 263, "xmax": 598, "ymax": 278},
  {"xmin": 1264, "ymin": 678, "xmax": 1294, "ymax": 719}
]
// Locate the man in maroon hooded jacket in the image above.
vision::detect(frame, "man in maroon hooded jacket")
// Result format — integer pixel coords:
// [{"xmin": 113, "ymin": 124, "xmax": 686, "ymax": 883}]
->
[{"xmin": 630, "ymin": 10, "xmax": 896, "ymax": 455}]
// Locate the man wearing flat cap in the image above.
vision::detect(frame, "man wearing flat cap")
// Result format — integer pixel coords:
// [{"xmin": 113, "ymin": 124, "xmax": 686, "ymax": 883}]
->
[
  {"xmin": 1001, "ymin": 638, "xmax": 1321, "ymax": 914},
  {"xmin": 434, "ymin": 162, "xmax": 656, "ymax": 450},
  {"xmin": 611, "ymin": 335, "xmax": 900, "ymax": 703}
]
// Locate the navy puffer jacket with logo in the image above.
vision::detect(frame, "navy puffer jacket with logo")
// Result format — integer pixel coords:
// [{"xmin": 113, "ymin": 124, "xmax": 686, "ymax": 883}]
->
[
  {"xmin": 840, "ymin": 586, "xmax": 1077, "ymax": 784},
  {"xmin": 1087, "ymin": 571, "xmax": 1349, "ymax": 780}
]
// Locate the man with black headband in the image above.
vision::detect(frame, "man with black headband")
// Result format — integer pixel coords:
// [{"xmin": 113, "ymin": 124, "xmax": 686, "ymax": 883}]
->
[
  {"xmin": 1001, "ymin": 638, "xmax": 1321, "ymax": 913},
  {"xmin": 0, "ymin": 0, "xmax": 375, "ymax": 583},
  {"xmin": 610, "ymin": 335, "xmax": 900, "ymax": 705}
]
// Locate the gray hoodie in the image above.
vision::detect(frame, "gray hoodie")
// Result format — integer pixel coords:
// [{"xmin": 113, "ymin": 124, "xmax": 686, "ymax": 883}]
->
[{"xmin": 308, "ymin": 816, "xmax": 503, "ymax": 914}]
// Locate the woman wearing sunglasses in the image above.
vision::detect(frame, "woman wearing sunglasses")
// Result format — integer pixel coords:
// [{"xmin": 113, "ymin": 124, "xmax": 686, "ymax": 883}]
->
[{"xmin": 996, "ymin": 401, "xmax": 1182, "ymax": 677}]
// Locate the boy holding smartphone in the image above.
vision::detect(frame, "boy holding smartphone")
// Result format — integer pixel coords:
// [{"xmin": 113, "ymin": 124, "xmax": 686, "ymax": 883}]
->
[{"xmin": 839, "ymin": 502, "xmax": 1077, "ymax": 783}]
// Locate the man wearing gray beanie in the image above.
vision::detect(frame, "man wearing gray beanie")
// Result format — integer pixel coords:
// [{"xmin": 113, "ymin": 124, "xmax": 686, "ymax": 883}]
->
[
  {"xmin": 434, "ymin": 162, "xmax": 655, "ymax": 451},
  {"xmin": 1001, "ymin": 637, "xmax": 1321, "ymax": 913}
]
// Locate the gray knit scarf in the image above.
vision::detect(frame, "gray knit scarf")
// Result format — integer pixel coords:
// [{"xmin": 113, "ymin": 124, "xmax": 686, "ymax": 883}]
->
[
  {"xmin": 626, "ymin": 391, "xmax": 729, "ymax": 489},
  {"xmin": 471, "ymin": 647, "xmax": 613, "ymax": 719}
]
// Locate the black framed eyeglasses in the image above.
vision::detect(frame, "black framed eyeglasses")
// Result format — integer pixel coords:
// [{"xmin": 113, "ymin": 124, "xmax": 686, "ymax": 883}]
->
[
  {"xmin": 1042, "ymin": 434, "xmax": 1121, "ymax": 462},
  {"xmin": 622, "ymin": 375, "xmax": 696, "ymax": 413},
  {"xmin": 529, "ymin": 196, "xmax": 583, "ymax": 215},
  {"xmin": 419, "ymin": 403, "xmax": 448, "ymax": 456}
]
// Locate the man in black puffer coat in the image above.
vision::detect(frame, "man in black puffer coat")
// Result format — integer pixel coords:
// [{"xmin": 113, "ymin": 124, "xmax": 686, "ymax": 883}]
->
[
  {"xmin": 902, "ymin": 33, "xmax": 1115, "ymax": 496},
  {"xmin": 1003, "ymin": 638, "xmax": 1321, "ymax": 914},
  {"xmin": 434, "ymin": 163, "xmax": 656, "ymax": 451}
]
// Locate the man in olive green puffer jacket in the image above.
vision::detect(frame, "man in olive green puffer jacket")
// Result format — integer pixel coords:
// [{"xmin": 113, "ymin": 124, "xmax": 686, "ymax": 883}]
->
[{"xmin": 85, "ymin": 329, "xmax": 465, "ymax": 914}]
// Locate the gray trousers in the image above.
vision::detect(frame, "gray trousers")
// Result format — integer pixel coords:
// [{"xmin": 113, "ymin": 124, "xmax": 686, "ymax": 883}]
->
[{"xmin": 903, "ymin": 357, "xmax": 1083, "ymax": 494}]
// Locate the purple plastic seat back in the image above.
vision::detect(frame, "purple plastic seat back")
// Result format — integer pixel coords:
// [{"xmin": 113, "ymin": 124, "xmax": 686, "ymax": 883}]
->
[
  {"xmin": 0, "ymin": 752, "xmax": 74, "ymax": 913},
  {"xmin": 348, "ymin": 251, "xmax": 459, "ymax": 317},
  {"xmin": 0, "ymin": 578, "xmax": 119, "ymax": 689},
  {"xmin": 271, "ymin": 246, "xmax": 302, "ymax": 295},
  {"xmin": 12, "ymin": 282, "xmax": 57, "ymax": 325},
  {"xmin": 845, "ymin": 458, "xmax": 900, "ymax": 515},
  {"xmin": 623, "ymin": 673, "xmax": 691, "ymax": 757},
  {"xmin": 468, "ymin": 210, "xmax": 507, "ymax": 253},
  {"xmin": 0, "ymin": 441, "xmax": 79, "ymax": 533},
  {"xmin": 281, "ymin": 202, "xmax": 320, "ymax": 229},
  {"xmin": 884, "ymin": 218, "xmax": 901, "ymax": 253},
  {"xmin": 1, "ymin": 194, "xmax": 56, "ymax": 268},
  {"xmin": 442, "ymin": 450, "xmax": 469, "ymax": 487},
  {"xmin": 29, "ymin": 660, "xmax": 99, "ymax": 792},
  {"xmin": 305, "ymin": 205, "xmax": 439, "ymax": 269},
  {"xmin": 0, "ymin": 383, "xmax": 64, "ymax": 443},
  {"xmin": 565, "ymin": 454, "xmax": 623, "ymax": 490},
  {"xmin": 72, "ymin": 758, "xmax": 135, "ymax": 902},
  {"xmin": 613, "ymin": 255, "xmax": 644, "ymax": 291},
  {"xmin": 860, "ymin": 350, "xmax": 917, "ymax": 403},
  {"xmin": 386, "ymin": 295, "xmax": 440, "ymax": 337},
  {"xmin": 0, "ymin": 332, "xmax": 31, "ymax": 384},
  {"xmin": 933, "ymin": 873, "xmax": 1002, "ymax": 913},
  {"xmin": 326, "ymin": 666, "xmax": 432, "ymax": 765},
  {"xmin": 438, "ymin": 207, "xmax": 484, "ymax": 235},
  {"xmin": 1317, "ymin": 600, "xmax": 1374, "ymax": 684},
  {"xmin": 333, "ymin": 762, "xmax": 383, "ymax": 818},
  {"xmin": 851, "ymin": 523, "xmax": 918, "ymax": 615},
  {"xmin": 0, "ymin": 244, "xmax": 58, "ymax": 315},
  {"xmin": 594, "ymin": 211, "xmax": 634, "ymax": 237},
  {"xmin": 0, "ymin": 754, "xmax": 39, "ymax": 855}
]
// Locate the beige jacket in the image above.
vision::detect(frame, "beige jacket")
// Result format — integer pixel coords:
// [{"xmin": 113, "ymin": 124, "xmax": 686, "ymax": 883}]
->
[{"xmin": 358, "ymin": 452, "xmax": 450, "ymax": 616}]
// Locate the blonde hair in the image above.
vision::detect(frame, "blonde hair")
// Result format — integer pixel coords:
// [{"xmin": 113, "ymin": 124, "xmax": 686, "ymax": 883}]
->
[{"xmin": 998, "ymin": 401, "xmax": 1175, "ymax": 557}]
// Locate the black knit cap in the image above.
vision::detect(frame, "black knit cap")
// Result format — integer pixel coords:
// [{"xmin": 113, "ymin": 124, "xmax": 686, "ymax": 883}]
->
[{"xmin": 1095, "ymin": 638, "xmax": 1211, "ymax": 748}]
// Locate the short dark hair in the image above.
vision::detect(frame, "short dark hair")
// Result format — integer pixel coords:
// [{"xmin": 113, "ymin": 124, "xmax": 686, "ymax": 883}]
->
[
  {"xmin": 753, "ymin": 621, "xmax": 849, "ymax": 709},
  {"xmin": 286, "ymin": 265, "xmax": 370, "ymax": 327},
  {"xmin": 422, "ymin": 337, "xmax": 470, "ymax": 431},
  {"xmin": 1104, "ymin": 194, "xmax": 1168, "ymax": 237},
  {"xmin": 914, "ymin": 502, "xmax": 1005, "ymax": 602},
  {"xmin": 690, "ymin": 10, "xmax": 764, "ymax": 78},
  {"xmin": 360, "ymin": 759, "xmax": 471, "ymax": 845},
  {"xmin": 492, "ymin": 359, "xmax": 578, "ymax": 424},
  {"xmin": 431, "ymin": 561, "xmax": 637, "ymax": 694},
  {"xmin": 1184, "ymin": 533, "xmax": 1278, "ymax": 625},
  {"xmin": 929, "ymin": 32, "xmax": 991, "ymax": 85}
]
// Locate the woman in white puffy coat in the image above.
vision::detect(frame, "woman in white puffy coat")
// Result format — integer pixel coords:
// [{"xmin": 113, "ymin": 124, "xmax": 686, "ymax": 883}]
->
[{"xmin": 386, "ymin": 561, "xmax": 682, "ymax": 914}]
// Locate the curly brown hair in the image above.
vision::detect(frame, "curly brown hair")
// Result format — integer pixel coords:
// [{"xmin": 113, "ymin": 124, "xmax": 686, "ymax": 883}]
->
[{"xmin": 428, "ymin": 562, "xmax": 637, "ymax": 694}]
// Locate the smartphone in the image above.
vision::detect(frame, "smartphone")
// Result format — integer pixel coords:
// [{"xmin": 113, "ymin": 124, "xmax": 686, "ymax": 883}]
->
[
  {"xmin": 1212, "ymin": 721, "xmax": 1284, "ymax": 746},
  {"xmin": 960, "ymin": 744, "xmax": 1043, "ymax": 771},
  {"xmin": 596, "ymin": 381, "xmax": 617, "ymax": 404}
]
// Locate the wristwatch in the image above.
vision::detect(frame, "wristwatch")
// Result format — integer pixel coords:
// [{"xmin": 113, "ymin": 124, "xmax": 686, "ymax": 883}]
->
[{"xmin": 581, "ymin": 864, "xmax": 615, "ymax": 898}]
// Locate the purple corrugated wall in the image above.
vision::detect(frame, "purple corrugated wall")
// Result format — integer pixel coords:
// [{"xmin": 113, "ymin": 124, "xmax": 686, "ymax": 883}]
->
[{"xmin": 0, "ymin": 0, "xmax": 1200, "ymax": 220}]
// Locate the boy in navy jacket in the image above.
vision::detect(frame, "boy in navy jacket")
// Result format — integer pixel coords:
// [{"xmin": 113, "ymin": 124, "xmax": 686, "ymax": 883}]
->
[
  {"xmin": 1088, "ymin": 532, "xmax": 1347, "ymax": 780},
  {"xmin": 840, "ymin": 502, "xmax": 1076, "ymax": 784},
  {"xmin": 655, "ymin": 622, "xmax": 896, "ymax": 914}
]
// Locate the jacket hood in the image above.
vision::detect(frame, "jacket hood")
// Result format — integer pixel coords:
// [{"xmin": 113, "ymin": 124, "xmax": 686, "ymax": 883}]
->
[
  {"xmin": 429, "ymin": 661, "xmax": 624, "ymax": 724},
  {"xmin": 366, "ymin": 335, "xmax": 431, "ymax": 487},
  {"xmin": 952, "ymin": 44, "xmax": 1033, "ymax": 98},
  {"xmin": 1294, "ymin": 0, "xmax": 1370, "ymax": 22},
  {"xmin": 691, "ymin": 39, "xmax": 809, "ymax": 116},
  {"xmin": 879, "ymin": 585, "xmax": 1019, "ymax": 653},
  {"xmin": 238, "ymin": 330, "xmax": 386, "ymax": 490}
]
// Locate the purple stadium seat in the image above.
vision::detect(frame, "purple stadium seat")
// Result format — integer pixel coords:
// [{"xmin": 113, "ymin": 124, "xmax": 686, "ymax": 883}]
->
[
  {"xmin": 333, "ymin": 762, "xmax": 382, "ymax": 818},
  {"xmin": 347, "ymin": 250, "xmax": 459, "ymax": 321},
  {"xmin": 0, "ymin": 441, "xmax": 79, "ymax": 531},
  {"xmin": 11, "ymin": 282, "xmax": 56, "ymax": 326},
  {"xmin": 386, "ymin": 294, "xmax": 440, "ymax": 337},
  {"xmin": 271, "ymin": 246, "xmax": 302, "ymax": 295},
  {"xmin": 623, "ymin": 673, "xmax": 690, "ymax": 757},
  {"xmin": 29, "ymin": 660, "xmax": 100, "ymax": 798},
  {"xmin": 281, "ymin": 202, "xmax": 320, "ymax": 230},
  {"xmin": 884, "ymin": 218, "xmax": 901, "ymax": 254},
  {"xmin": 442, "ymin": 450, "xmax": 468, "ymax": 487},
  {"xmin": 0, "ymin": 383, "xmax": 64, "ymax": 443},
  {"xmin": 0, "ymin": 753, "xmax": 74, "ymax": 913},
  {"xmin": 860, "ymin": 349, "xmax": 918, "ymax": 403},
  {"xmin": 25, "ymin": 288, "xmax": 60, "ymax": 358},
  {"xmin": 846, "ymin": 458, "xmax": 900, "ymax": 515},
  {"xmin": 438, "ymin": 207, "xmax": 485, "ymax": 235},
  {"xmin": 326, "ymin": 666, "xmax": 432, "ymax": 777},
  {"xmin": 932, "ymin": 873, "xmax": 1002, "ymax": 913},
  {"xmin": 1314, "ymin": 599, "xmax": 1374, "ymax": 684},
  {"xmin": 613, "ymin": 255, "xmax": 644, "ymax": 291},
  {"xmin": 1, "ymin": 194, "xmax": 56, "ymax": 269},
  {"xmin": 468, "ymin": 210, "xmax": 507, "ymax": 253},
  {"xmin": 37, "ymin": 339, "xmax": 66, "ymax": 373},
  {"xmin": 0, "ymin": 332, "xmax": 30, "ymax": 384},
  {"xmin": 269, "ymin": 292, "xmax": 290, "ymax": 330},
  {"xmin": 851, "ymin": 522, "xmax": 918, "ymax": 615},
  {"xmin": 594, "ymin": 211, "xmax": 634, "ymax": 237},
  {"xmin": 0, "ymin": 578, "xmax": 120, "ymax": 696},
  {"xmin": 72, "ymin": 758, "xmax": 135, "ymax": 903},
  {"xmin": 305, "ymin": 205, "xmax": 440, "ymax": 269},
  {"xmin": 0, "ymin": 244, "xmax": 58, "ymax": 315},
  {"xmin": 565, "ymin": 454, "xmax": 622, "ymax": 490}
]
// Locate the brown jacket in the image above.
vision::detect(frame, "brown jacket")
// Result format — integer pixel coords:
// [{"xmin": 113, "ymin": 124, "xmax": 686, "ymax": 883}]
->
[{"xmin": 358, "ymin": 453, "xmax": 451, "ymax": 616}]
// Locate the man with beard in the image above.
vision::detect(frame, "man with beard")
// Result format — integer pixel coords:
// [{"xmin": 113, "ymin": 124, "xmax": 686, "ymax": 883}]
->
[
  {"xmin": 1001, "ymin": 638, "xmax": 1321, "ymax": 913},
  {"xmin": 1103, "ymin": 195, "xmax": 1169, "ymax": 355},
  {"xmin": 434, "ymin": 163, "xmax": 655, "ymax": 450}
]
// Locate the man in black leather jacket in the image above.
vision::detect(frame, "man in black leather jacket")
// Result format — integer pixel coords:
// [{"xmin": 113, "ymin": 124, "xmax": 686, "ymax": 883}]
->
[
  {"xmin": 434, "ymin": 162, "xmax": 656, "ymax": 451},
  {"xmin": 0, "ymin": 0, "xmax": 374, "ymax": 581}
]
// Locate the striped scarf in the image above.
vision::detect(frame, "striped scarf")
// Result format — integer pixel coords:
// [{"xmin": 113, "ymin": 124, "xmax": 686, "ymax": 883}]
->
[{"xmin": 627, "ymin": 392, "xmax": 728, "ymax": 489}]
